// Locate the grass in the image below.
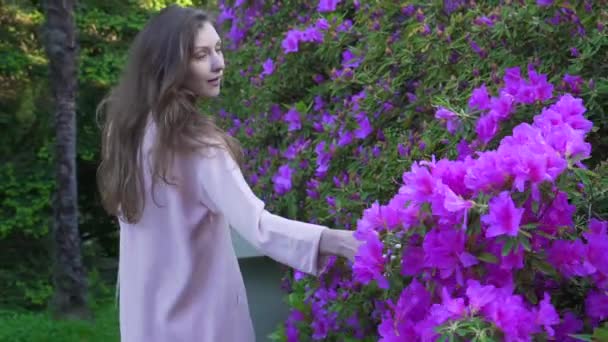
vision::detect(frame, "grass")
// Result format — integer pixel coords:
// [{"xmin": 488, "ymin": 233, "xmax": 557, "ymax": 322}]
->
[{"xmin": 0, "ymin": 301, "xmax": 119, "ymax": 342}]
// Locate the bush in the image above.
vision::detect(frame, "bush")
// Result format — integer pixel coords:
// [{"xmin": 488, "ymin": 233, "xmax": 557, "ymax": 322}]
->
[{"xmin": 211, "ymin": 0, "xmax": 608, "ymax": 340}]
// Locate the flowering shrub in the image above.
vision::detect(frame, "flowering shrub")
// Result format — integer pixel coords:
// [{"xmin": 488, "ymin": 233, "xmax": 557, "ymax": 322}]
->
[
  {"xmin": 349, "ymin": 81, "xmax": 603, "ymax": 341},
  {"xmin": 210, "ymin": 0, "xmax": 608, "ymax": 340}
]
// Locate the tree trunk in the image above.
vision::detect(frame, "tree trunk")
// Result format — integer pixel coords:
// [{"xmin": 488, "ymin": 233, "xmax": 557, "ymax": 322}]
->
[{"xmin": 42, "ymin": 0, "xmax": 90, "ymax": 320}]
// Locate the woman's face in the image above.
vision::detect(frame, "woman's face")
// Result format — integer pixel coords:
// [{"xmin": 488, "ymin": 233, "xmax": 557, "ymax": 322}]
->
[{"xmin": 184, "ymin": 22, "xmax": 224, "ymax": 98}]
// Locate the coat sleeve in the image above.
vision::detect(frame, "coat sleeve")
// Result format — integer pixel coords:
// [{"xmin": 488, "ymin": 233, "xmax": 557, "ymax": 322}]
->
[{"xmin": 196, "ymin": 146, "xmax": 328, "ymax": 276}]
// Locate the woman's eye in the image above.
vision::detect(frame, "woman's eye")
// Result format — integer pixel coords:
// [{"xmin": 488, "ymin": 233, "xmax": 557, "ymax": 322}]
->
[
  {"xmin": 196, "ymin": 54, "xmax": 207, "ymax": 60},
  {"xmin": 216, "ymin": 48, "xmax": 223, "ymax": 54}
]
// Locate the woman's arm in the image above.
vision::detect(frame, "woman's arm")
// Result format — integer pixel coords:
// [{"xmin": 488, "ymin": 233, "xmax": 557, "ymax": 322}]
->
[{"xmin": 195, "ymin": 146, "xmax": 358, "ymax": 275}]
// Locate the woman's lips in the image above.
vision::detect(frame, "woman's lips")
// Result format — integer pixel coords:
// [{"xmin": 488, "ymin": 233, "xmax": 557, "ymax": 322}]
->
[{"xmin": 208, "ymin": 77, "xmax": 221, "ymax": 87}]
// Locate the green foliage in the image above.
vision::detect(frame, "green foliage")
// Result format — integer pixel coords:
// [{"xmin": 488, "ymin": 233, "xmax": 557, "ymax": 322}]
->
[
  {"xmin": 0, "ymin": 0, "xmax": 164, "ymax": 309},
  {"xmin": 0, "ymin": 300, "xmax": 119, "ymax": 342}
]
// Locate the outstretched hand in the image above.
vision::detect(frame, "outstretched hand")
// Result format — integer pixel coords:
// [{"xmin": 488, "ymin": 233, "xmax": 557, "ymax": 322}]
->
[{"xmin": 319, "ymin": 229, "xmax": 362, "ymax": 262}]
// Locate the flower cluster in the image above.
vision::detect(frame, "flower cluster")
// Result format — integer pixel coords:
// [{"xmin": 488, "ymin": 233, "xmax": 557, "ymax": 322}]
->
[{"xmin": 351, "ymin": 71, "xmax": 602, "ymax": 341}]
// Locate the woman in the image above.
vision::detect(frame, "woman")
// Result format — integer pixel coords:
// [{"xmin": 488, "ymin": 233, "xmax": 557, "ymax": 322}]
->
[{"xmin": 97, "ymin": 4, "xmax": 360, "ymax": 342}]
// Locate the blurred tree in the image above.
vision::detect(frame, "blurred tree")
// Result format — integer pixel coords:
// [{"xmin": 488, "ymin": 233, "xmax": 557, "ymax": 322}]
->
[{"xmin": 41, "ymin": 0, "xmax": 90, "ymax": 319}]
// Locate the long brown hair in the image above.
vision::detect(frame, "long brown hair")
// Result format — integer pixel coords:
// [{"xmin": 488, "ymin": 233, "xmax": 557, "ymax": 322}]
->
[{"xmin": 96, "ymin": 5, "xmax": 242, "ymax": 224}]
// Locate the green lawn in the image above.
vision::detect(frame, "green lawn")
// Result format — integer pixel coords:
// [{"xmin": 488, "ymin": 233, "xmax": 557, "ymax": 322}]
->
[{"xmin": 0, "ymin": 301, "xmax": 119, "ymax": 342}]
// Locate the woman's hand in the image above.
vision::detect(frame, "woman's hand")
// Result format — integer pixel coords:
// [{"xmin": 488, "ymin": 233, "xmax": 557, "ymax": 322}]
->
[{"xmin": 319, "ymin": 229, "xmax": 361, "ymax": 262}]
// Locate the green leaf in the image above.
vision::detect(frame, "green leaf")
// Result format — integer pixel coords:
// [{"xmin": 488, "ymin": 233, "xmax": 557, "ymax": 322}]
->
[
  {"xmin": 520, "ymin": 223, "xmax": 536, "ymax": 230},
  {"xmin": 534, "ymin": 259, "xmax": 558, "ymax": 277},
  {"xmin": 568, "ymin": 334, "xmax": 592, "ymax": 342},
  {"xmin": 294, "ymin": 101, "xmax": 308, "ymax": 114},
  {"xmin": 342, "ymin": 337, "xmax": 362, "ymax": 342},
  {"xmin": 502, "ymin": 238, "xmax": 515, "ymax": 256},
  {"xmin": 523, "ymin": 288, "xmax": 538, "ymax": 305},
  {"xmin": 286, "ymin": 195, "xmax": 297, "ymax": 219},
  {"xmin": 267, "ymin": 325, "xmax": 286, "ymax": 341},
  {"xmin": 519, "ymin": 236, "xmax": 532, "ymax": 252},
  {"xmin": 477, "ymin": 252, "xmax": 498, "ymax": 264},
  {"xmin": 531, "ymin": 200, "xmax": 540, "ymax": 213},
  {"xmin": 592, "ymin": 324, "xmax": 608, "ymax": 341}
]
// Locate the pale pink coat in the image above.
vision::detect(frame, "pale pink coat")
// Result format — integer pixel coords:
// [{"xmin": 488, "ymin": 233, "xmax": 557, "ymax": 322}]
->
[{"xmin": 117, "ymin": 121, "xmax": 328, "ymax": 341}]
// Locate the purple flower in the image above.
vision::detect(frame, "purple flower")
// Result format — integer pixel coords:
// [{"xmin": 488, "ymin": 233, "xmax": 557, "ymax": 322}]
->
[
  {"xmin": 285, "ymin": 309, "xmax": 305, "ymax": 342},
  {"xmin": 440, "ymin": 184, "xmax": 473, "ymax": 214},
  {"xmin": 282, "ymin": 30, "xmax": 302, "ymax": 53},
  {"xmin": 554, "ymin": 312, "xmax": 584, "ymax": 342},
  {"xmin": 466, "ymin": 280, "xmax": 497, "ymax": 313},
  {"xmin": 217, "ymin": 6, "xmax": 235, "ymax": 25},
  {"xmin": 535, "ymin": 293, "xmax": 560, "ymax": 337},
  {"xmin": 310, "ymin": 305, "xmax": 338, "ymax": 339},
  {"xmin": 301, "ymin": 27, "xmax": 324, "ymax": 43},
  {"xmin": 395, "ymin": 279, "xmax": 432, "ymax": 322},
  {"xmin": 423, "ymin": 228, "xmax": 477, "ymax": 281},
  {"xmin": 570, "ymin": 47, "xmax": 580, "ymax": 57},
  {"xmin": 306, "ymin": 179, "xmax": 320, "ymax": 200},
  {"xmin": 336, "ymin": 19, "xmax": 352, "ymax": 32},
  {"xmin": 473, "ymin": 16, "xmax": 496, "ymax": 27},
  {"xmin": 585, "ymin": 290, "xmax": 608, "ymax": 322},
  {"xmin": 539, "ymin": 191, "xmax": 575, "ymax": 234},
  {"xmin": 354, "ymin": 116, "xmax": 373, "ymax": 139},
  {"xmin": 272, "ymin": 164, "xmax": 293, "ymax": 195},
  {"xmin": 503, "ymin": 66, "xmax": 523, "ymax": 96},
  {"xmin": 269, "ymin": 104, "xmax": 282, "ymax": 121},
  {"xmin": 435, "ymin": 107, "xmax": 460, "ymax": 134},
  {"xmin": 317, "ymin": 0, "xmax": 340, "ymax": 12},
  {"xmin": 464, "ymin": 151, "xmax": 508, "ymax": 192},
  {"xmin": 551, "ymin": 94, "xmax": 592, "ymax": 133},
  {"xmin": 544, "ymin": 124, "xmax": 591, "ymax": 165},
  {"xmin": 428, "ymin": 287, "xmax": 466, "ymax": 324},
  {"xmin": 443, "ymin": 0, "xmax": 465, "ymax": 15},
  {"xmin": 489, "ymin": 91, "xmax": 516, "ymax": 120},
  {"xmin": 321, "ymin": 112, "xmax": 336, "ymax": 127},
  {"xmin": 468, "ymin": 39, "xmax": 486, "ymax": 58},
  {"xmin": 401, "ymin": 4, "xmax": 415, "ymax": 16},
  {"xmin": 261, "ymin": 58, "xmax": 274, "ymax": 76},
  {"xmin": 525, "ymin": 64, "xmax": 554, "ymax": 102},
  {"xmin": 353, "ymin": 232, "xmax": 389, "ymax": 289},
  {"xmin": 342, "ymin": 49, "xmax": 362, "ymax": 68},
  {"xmin": 400, "ymin": 246, "xmax": 424, "ymax": 276},
  {"xmin": 562, "ymin": 74, "xmax": 584, "ymax": 94},
  {"xmin": 337, "ymin": 129, "xmax": 354, "ymax": 147},
  {"xmin": 283, "ymin": 108, "xmax": 302, "ymax": 131},
  {"xmin": 476, "ymin": 112, "xmax": 500, "ymax": 144},
  {"xmin": 486, "ymin": 294, "xmax": 538, "ymax": 340},
  {"xmin": 313, "ymin": 96, "xmax": 325, "ymax": 111},
  {"xmin": 481, "ymin": 191, "xmax": 524, "ymax": 238},
  {"xmin": 468, "ymin": 84, "xmax": 491, "ymax": 111},
  {"xmin": 315, "ymin": 142, "xmax": 333, "ymax": 178},
  {"xmin": 584, "ymin": 219, "xmax": 608, "ymax": 287},
  {"xmin": 315, "ymin": 18, "xmax": 330, "ymax": 30},
  {"xmin": 283, "ymin": 139, "xmax": 309, "ymax": 160},
  {"xmin": 378, "ymin": 315, "xmax": 416, "ymax": 342},
  {"xmin": 355, "ymin": 202, "xmax": 402, "ymax": 237},
  {"xmin": 400, "ymin": 162, "xmax": 439, "ymax": 204},
  {"xmin": 456, "ymin": 139, "xmax": 472, "ymax": 160},
  {"xmin": 548, "ymin": 239, "xmax": 596, "ymax": 278}
]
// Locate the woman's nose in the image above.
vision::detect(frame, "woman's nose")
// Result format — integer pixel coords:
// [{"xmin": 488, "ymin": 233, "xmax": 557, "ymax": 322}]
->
[{"xmin": 211, "ymin": 54, "xmax": 224, "ymax": 73}]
